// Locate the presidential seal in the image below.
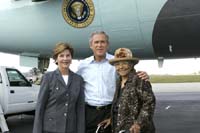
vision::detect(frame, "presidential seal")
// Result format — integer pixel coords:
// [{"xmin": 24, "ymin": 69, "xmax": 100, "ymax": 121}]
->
[{"xmin": 62, "ymin": 0, "xmax": 95, "ymax": 28}]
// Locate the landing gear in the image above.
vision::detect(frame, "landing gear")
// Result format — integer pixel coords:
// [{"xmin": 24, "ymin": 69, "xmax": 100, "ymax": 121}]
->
[{"xmin": 38, "ymin": 57, "xmax": 50, "ymax": 73}]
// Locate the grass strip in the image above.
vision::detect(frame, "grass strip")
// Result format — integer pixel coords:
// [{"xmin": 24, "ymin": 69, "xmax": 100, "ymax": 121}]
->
[{"xmin": 150, "ymin": 75, "xmax": 200, "ymax": 83}]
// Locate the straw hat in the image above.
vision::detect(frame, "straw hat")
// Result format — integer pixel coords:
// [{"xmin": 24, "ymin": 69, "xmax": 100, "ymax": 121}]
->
[{"xmin": 109, "ymin": 48, "xmax": 139, "ymax": 65}]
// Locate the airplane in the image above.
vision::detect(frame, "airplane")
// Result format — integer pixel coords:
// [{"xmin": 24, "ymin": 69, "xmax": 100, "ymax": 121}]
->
[{"xmin": 0, "ymin": 0, "xmax": 200, "ymax": 72}]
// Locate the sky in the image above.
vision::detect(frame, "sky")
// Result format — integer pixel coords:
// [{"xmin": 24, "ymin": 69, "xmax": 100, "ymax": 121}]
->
[{"xmin": 1, "ymin": 52, "xmax": 200, "ymax": 75}]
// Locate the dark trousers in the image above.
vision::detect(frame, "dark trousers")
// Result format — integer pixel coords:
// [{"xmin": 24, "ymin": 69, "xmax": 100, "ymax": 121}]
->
[{"xmin": 85, "ymin": 104, "xmax": 112, "ymax": 133}]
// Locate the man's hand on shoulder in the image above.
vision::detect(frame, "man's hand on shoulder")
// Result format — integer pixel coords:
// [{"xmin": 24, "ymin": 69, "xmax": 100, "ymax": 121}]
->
[{"xmin": 136, "ymin": 71, "xmax": 149, "ymax": 81}]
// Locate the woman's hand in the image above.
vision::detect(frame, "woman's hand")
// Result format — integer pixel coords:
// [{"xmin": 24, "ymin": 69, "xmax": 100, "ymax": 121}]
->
[
  {"xmin": 98, "ymin": 118, "xmax": 111, "ymax": 129},
  {"xmin": 129, "ymin": 123, "xmax": 140, "ymax": 133}
]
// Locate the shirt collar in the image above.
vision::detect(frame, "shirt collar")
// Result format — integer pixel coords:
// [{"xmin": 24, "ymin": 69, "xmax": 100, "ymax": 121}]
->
[{"xmin": 88, "ymin": 53, "xmax": 113, "ymax": 63}]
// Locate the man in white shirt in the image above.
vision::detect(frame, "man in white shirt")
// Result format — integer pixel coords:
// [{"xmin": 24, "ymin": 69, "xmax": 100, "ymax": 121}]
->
[{"xmin": 77, "ymin": 31, "xmax": 149, "ymax": 133}]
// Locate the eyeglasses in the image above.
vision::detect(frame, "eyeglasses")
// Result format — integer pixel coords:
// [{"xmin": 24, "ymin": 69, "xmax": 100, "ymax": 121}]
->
[{"xmin": 114, "ymin": 61, "xmax": 130, "ymax": 68}]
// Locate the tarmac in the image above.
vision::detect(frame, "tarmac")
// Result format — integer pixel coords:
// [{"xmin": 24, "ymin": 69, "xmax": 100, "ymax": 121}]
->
[{"xmin": 3, "ymin": 83, "xmax": 200, "ymax": 133}]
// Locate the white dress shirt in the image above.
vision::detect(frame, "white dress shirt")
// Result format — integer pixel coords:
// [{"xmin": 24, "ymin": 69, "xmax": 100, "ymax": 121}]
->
[{"xmin": 77, "ymin": 53, "xmax": 117, "ymax": 106}]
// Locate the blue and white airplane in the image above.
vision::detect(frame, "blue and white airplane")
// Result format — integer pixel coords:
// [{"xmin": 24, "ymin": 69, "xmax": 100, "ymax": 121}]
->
[{"xmin": 0, "ymin": 0, "xmax": 200, "ymax": 71}]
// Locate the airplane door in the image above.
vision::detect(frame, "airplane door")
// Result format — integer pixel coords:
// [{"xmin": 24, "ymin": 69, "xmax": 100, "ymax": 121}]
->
[{"xmin": 5, "ymin": 68, "xmax": 36, "ymax": 114}]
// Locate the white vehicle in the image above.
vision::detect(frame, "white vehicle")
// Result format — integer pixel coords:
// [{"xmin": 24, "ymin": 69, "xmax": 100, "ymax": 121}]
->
[{"xmin": 0, "ymin": 66, "xmax": 39, "ymax": 132}]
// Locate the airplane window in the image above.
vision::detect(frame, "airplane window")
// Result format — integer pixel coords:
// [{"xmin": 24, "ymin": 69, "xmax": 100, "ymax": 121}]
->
[
  {"xmin": 0, "ymin": 73, "xmax": 2, "ymax": 83},
  {"xmin": 6, "ymin": 68, "xmax": 31, "ymax": 87}
]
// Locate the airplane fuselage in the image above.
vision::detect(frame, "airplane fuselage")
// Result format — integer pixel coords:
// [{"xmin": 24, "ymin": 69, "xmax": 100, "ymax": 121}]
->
[{"xmin": 0, "ymin": 0, "xmax": 200, "ymax": 60}]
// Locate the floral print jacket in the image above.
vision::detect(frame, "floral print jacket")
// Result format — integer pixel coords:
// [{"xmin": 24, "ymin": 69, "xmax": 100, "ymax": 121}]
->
[{"xmin": 111, "ymin": 71, "xmax": 156, "ymax": 133}]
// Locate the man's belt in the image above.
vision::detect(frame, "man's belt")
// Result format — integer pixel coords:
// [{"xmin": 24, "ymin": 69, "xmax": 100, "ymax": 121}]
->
[{"xmin": 86, "ymin": 104, "xmax": 112, "ymax": 110}]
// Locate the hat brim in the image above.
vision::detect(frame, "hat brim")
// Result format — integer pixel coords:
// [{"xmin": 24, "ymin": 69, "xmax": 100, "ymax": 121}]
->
[{"xmin": 109, "ymin": 58, "xmax": 139, "ymax": 65}]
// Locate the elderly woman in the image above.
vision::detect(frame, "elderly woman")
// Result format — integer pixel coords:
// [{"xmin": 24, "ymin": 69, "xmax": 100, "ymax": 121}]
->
[
  {"xmin": 99, "ymin": 48, "xmax": 156, "ymax": 133},
  {"xmin": 33, "ymin": 42, "xmax": 85, "ymax": 133}
]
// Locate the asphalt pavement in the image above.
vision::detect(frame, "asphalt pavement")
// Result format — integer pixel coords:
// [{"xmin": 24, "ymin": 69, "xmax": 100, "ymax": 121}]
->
[{"xmin": 4, "ymin": 83, "xmax": 200, "ymax": 133}]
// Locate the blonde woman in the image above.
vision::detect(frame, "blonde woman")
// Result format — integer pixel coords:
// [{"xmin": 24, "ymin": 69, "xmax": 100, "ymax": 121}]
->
[{"xmin": 33, "ymin": 42, "xmax": 85, "ymax": 133}]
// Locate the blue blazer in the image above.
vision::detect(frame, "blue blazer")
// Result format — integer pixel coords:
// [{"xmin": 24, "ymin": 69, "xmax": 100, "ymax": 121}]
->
[{"xmin": 33, "ymin": 69, "xmax": 85, "ymax": 133}]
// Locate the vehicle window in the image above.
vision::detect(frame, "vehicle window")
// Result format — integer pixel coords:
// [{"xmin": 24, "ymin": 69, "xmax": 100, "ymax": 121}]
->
[
  {"xmin": 0, "ymin": 73, "xmax": 2, "ymax": 83},
  {"xmin": 6, "ymin": 68, "xmax": 31, "ymax": 87}
]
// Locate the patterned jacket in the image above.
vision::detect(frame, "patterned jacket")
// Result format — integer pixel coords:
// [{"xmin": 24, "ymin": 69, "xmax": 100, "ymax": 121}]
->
[{"xmin": 111, "ymin": 71, "xmax": 156, "ymax": 133}]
